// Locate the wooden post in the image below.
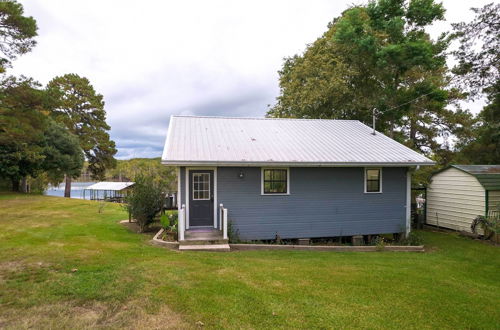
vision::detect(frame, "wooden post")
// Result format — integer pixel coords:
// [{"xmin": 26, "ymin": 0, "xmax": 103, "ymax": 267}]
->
[
  {"xmin": 179, "ymin": 204, "xmax": 185, "ymax": 241},
  {"xmin": 219, "ymin": 204, "xmax": 223, "ymax": 230},
  {"xmin": 223, "ymin": 207, "xmax": 228, "ymax": 240}
]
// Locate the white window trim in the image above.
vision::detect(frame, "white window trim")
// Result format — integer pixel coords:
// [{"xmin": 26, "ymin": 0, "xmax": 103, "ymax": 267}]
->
[
  {"xmin": 185, "ymin": 167, "xmax": 218, "ymax": 228},
  {"xmin": 261, "ymin": 167, "xmax": 290, "ymax": 196},
  {"xmin": 364, "ymin": 167, "xmax": 382, "ymax": 193}
]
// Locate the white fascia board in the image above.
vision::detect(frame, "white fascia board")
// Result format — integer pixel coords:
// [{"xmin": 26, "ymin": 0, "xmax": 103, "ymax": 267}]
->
[{"xmin": 161, "ymin": 160, "xmax": 435, "ymax": 167}]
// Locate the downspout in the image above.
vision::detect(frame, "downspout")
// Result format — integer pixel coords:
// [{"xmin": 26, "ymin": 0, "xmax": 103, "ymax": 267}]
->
[
  {"xmin": 485, "ymin": 190, "xmax": 489, "ymax": 217},
  {"xmin": 406, "ymin": 168, "xmax": 412, "ymax": 237}
]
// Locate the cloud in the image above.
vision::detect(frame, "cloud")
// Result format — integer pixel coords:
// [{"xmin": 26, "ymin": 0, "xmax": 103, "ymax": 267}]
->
[{"xmin": 11, "ymin": 0, "xmax": 490, "ymax": 159}]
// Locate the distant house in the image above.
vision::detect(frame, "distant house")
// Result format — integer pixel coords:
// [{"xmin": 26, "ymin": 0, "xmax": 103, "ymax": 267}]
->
[
  {"xmin": 161, "ymin": 116, "xmax": 434, "ymax": 244},
  {"xmin": 426, "ymin": 165, "xmax": 500, "ymax": 233}
]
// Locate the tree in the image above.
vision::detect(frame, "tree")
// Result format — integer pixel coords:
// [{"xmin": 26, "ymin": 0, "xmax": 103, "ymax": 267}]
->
[
  {"xmin": 106, "ymin": 158, "xmax": 177, "ymax": 191},
  {"xmin": 42, "ymin": 120, "xmax": 84, "ymax": 185},
  {"xmin": 0, "ymin": 0, "xmax": 38, "ymax": 71},
  {"xmin": 0, "ymin": 76, "xmax": 86, "ymax": 191},
  {"xmin": 452, "ymin": 3, "xmax": 499, "ymax": 164},
  {"xmin": 268, "ymin": 0, "xmax": 471, "ymax": 155},
  {"xmin": 0, "ymin": 76, "xmax": 48, "ymax": 191},
  {"xmin": 124, "ymin": 174, "xmax": 165, "ymax": 233},
  {"xmin": 47, "ymin": 74, "xmax": 117, "ymax": 197},
  {"xmin": 451, "ymin": 2, "xmax": 499, "ymax": 99},
  {"xmin": 455, "ymin": 83, "xmax": 500, "ymax": 164}
]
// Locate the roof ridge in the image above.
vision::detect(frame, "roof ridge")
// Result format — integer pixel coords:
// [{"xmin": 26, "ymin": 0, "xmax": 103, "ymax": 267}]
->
[{"xmin": 171, "ymin": 115, "xmax": 360, "ymax": 122}]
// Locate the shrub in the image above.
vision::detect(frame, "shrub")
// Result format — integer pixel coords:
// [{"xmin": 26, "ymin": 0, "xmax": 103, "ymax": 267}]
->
[
  {"xmin": 227, "ymin": 220, "xmax": 240, "ymax": 243},
  {"xmin": 124, "ymin": 174, "xmax": 164, "ymax": 232},
  {"xmin": 160, "ymin": 214, "xmax": 169, "ymax": 229},
  {"xmin": 471, "ymin": 215, "xmax": 500, "ymax": 240},
  {"xmin": 374, "ymin": 236, "xmax": 385, "ymax": 251},
  {"xmin": 398, "ymin": 231, "xmax": 423, "ymax": 246}
]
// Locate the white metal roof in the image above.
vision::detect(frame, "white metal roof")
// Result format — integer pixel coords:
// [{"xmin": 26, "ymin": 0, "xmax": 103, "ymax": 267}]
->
[
  {"xmin": 84, "ymin": 182, "xmax": 135, "ymax": 191},
  {"xmin": 161, "ymin": 116, "xmax": 434, "ymax": 166}
]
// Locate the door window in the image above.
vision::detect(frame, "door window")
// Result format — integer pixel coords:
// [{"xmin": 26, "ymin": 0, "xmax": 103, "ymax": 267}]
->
[{"xmin": 192, "ymin": 173, "xmax": 210, "ymax": 200}]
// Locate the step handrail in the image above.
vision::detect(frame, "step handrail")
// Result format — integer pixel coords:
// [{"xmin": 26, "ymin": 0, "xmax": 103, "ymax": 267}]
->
[
  {"xmin": 219, "ymin": 203, "xmax": 228, "ymax": 240},
  {"xmin": 179, "ymin": 204, "xmax": 186, "ymax": 241}
]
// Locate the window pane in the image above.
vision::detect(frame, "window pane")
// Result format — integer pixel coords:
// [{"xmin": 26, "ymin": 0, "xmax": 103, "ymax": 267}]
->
[
  {"xmin": 367, "ymin": 180, "xmax": 379, "ymax": 192},
  {"xmin": 367, "ymin": 169, "xmax": 379, "ymax": 180},
  {"xmin": 193, "ymin": 173, "xmax": 210, "ymax": 200},
  {"xmin": 263, "ymin": 169, "xmax": 288, "ymax": 194}
]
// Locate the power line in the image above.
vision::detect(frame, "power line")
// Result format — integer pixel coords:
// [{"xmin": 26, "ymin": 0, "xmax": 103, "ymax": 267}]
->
[
  {"xmin": 371, "ymin": 90, "xmax": 438, "ymax": 133},
  {"xmin": 378, "ymin": 90, "xmax": 438, "ymax": 115}
]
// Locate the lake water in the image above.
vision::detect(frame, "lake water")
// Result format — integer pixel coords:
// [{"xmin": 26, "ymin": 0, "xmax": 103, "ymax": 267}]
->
[{"xmin": 45, "ymin": 181, "xmax": 97, "ymax": 199}]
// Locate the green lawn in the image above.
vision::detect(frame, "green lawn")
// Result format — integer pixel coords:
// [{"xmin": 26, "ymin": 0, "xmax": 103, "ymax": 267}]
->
[{"xmin": 0, "ymin": 194, "xmax": 499, "ymax": 329}]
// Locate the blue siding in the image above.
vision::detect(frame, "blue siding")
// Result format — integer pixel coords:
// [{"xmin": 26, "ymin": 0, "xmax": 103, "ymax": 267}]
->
[{"xmin": 215, "ymin": 167, "xmax": 408, "ymax": 240}]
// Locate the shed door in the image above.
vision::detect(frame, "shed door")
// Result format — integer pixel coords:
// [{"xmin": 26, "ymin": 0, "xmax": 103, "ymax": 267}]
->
[{"xmin": 189, "ymin": 170, "xmax": 214, "ymax": 227}]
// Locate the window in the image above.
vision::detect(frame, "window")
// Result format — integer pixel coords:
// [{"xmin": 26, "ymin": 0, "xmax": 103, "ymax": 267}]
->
[
  {"xmin": 365, "ymin": 168, "xmax": 382, "ymax": 193},
  {"xmin": 192, "ymin": 173, "xmax": 210, "ymax": 200},
  {"xmin": 262, "ymin": 168, "xmax": 289, "ymax": 194}
]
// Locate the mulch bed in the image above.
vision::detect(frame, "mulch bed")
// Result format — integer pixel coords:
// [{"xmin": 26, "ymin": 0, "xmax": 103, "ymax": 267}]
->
[{"xmin": 120, "ymin": 220, "xmax": 162, "ymax": 237}]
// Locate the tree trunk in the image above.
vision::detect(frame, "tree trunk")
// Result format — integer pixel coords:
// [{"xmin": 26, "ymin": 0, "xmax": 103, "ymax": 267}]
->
[
  {"xmin": 64, "ymin": 174, "xmax": 72, "ymax": 198},
  {"xmin": 409, "ymin": 116, "xmax": 417, "ymax": 149},
  {"xmin": 11, "ymin": 178, "xmax": 20, "ymax": 192},
  {"xmin": 20, "ymin": 176, "xmax": 28, "ymax": 193}
]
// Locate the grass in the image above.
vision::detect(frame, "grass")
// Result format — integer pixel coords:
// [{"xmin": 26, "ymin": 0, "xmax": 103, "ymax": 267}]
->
[{"xmin": 0, "ymin": 193, "xmax": 499, "ymax": 329}]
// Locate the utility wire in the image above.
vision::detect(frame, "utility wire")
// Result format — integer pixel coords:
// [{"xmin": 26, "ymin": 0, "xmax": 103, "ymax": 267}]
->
[{"xmin": 377, "ymin": 90, "xmax": 438, "ymax": 115}]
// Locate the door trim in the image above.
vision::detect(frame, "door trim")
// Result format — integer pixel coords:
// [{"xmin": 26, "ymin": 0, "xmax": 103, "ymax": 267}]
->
[{"xmin": 185, "ymin": 167, "xmax": 217, "ymax": 229}]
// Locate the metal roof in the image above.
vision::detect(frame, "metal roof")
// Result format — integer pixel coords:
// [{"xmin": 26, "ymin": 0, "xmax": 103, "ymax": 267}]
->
[
  {"xmin": 161, "ymin": 116, "xmax": 434, "ymax": 166},
  {"xmin": 451, "ymin": 165, "xmax": 500, "ymax": 191},
  {"xmin": 84, "ymin": 182, "xmax": 135, "ymax": 191}
]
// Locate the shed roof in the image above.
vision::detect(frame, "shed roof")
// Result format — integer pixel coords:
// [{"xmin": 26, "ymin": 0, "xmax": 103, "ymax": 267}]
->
[
  {"xmin": 161, "ymin": 116, "xmax": 433, "ymax": 166},
  {"xmin": 84, "ymin": 182, "xmax": 135, "ymax": 191},
  {"xmin": 451, "ymin": 165, "xmax": 500, "ymax": 191}
]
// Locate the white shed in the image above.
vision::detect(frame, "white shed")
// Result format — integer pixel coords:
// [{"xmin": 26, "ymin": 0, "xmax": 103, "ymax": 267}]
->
[{"xmin": 426, "ymin": 165, "xmax": 500, "ymax": 232}]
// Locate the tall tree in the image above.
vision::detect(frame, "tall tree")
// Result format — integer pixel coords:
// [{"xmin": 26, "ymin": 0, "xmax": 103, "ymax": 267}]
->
[
  {"xmin": 452, "ymin": 3, "xmax": 499, "ymax": 99},
  {"xmin": 268, "ymin": 0, "xmax": 471, "ymax": 155},
  {"xmin": 42, "ymin": 120, "xmax": 84, "ymax": 185},
  {"xmin": 0, "ymin": 76, "xmax": 47, "ymax": 191},
  {"xmin": 47, "ymin": 74, "xmax": 117, "ymax": 197},
  {"xmin": 452, "ymin": 3, "xmax": 499, "ymax": 164},
  {"xmin": 0, "ymin": 0, "xmax": 37, "ymax": 71}
]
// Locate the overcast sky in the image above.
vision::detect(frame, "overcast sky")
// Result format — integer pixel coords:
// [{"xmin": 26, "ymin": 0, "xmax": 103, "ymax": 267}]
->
[{"xmin": 11, "ymin": 0, "xmax": 492, "ymax": 159}]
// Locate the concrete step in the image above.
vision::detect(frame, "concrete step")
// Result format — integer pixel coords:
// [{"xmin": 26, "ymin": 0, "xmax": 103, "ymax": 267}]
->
[
  {"xmin": 179, "ymin": 239, "xmax": 228, "ymax": 245},
  {"xmin": 185, "ymin": 230, "xmax": 224, "ymax": 240},
  {"xmin": 179, "ymin": 244, "xmax": 230, "ymax": 252}
]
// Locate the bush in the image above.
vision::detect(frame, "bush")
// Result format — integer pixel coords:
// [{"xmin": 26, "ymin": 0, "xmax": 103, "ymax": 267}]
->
[
  {"xmin": 227, "ymin": 220, "xmax": 240, "ymax": 243},
  {"xmin": 374, "ymin": 236, "xmax": 385, "ymax": 251},
  {"xmin": 160, "ymin": 211, "xmax": 178, "ymax": 233},
  {"xmin": 398, "ymin": 231, "xmax": 424, "ymax": 246},
  {"xmin": 471, "ymin": 215, "xmax": 500, "ymax": 239},
  {"xmin": 124, "ymin": 174, "xmax": 164, "ymax": 232}
]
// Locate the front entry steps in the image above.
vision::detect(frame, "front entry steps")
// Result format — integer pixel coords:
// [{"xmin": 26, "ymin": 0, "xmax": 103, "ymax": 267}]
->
[
  {"xmin": 179, "ymin": 244, "xmax": 230, "ymax": 252},
  {"xmin": 180, "ymin": 228, "xmax": 230, "ymax": 252}
]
